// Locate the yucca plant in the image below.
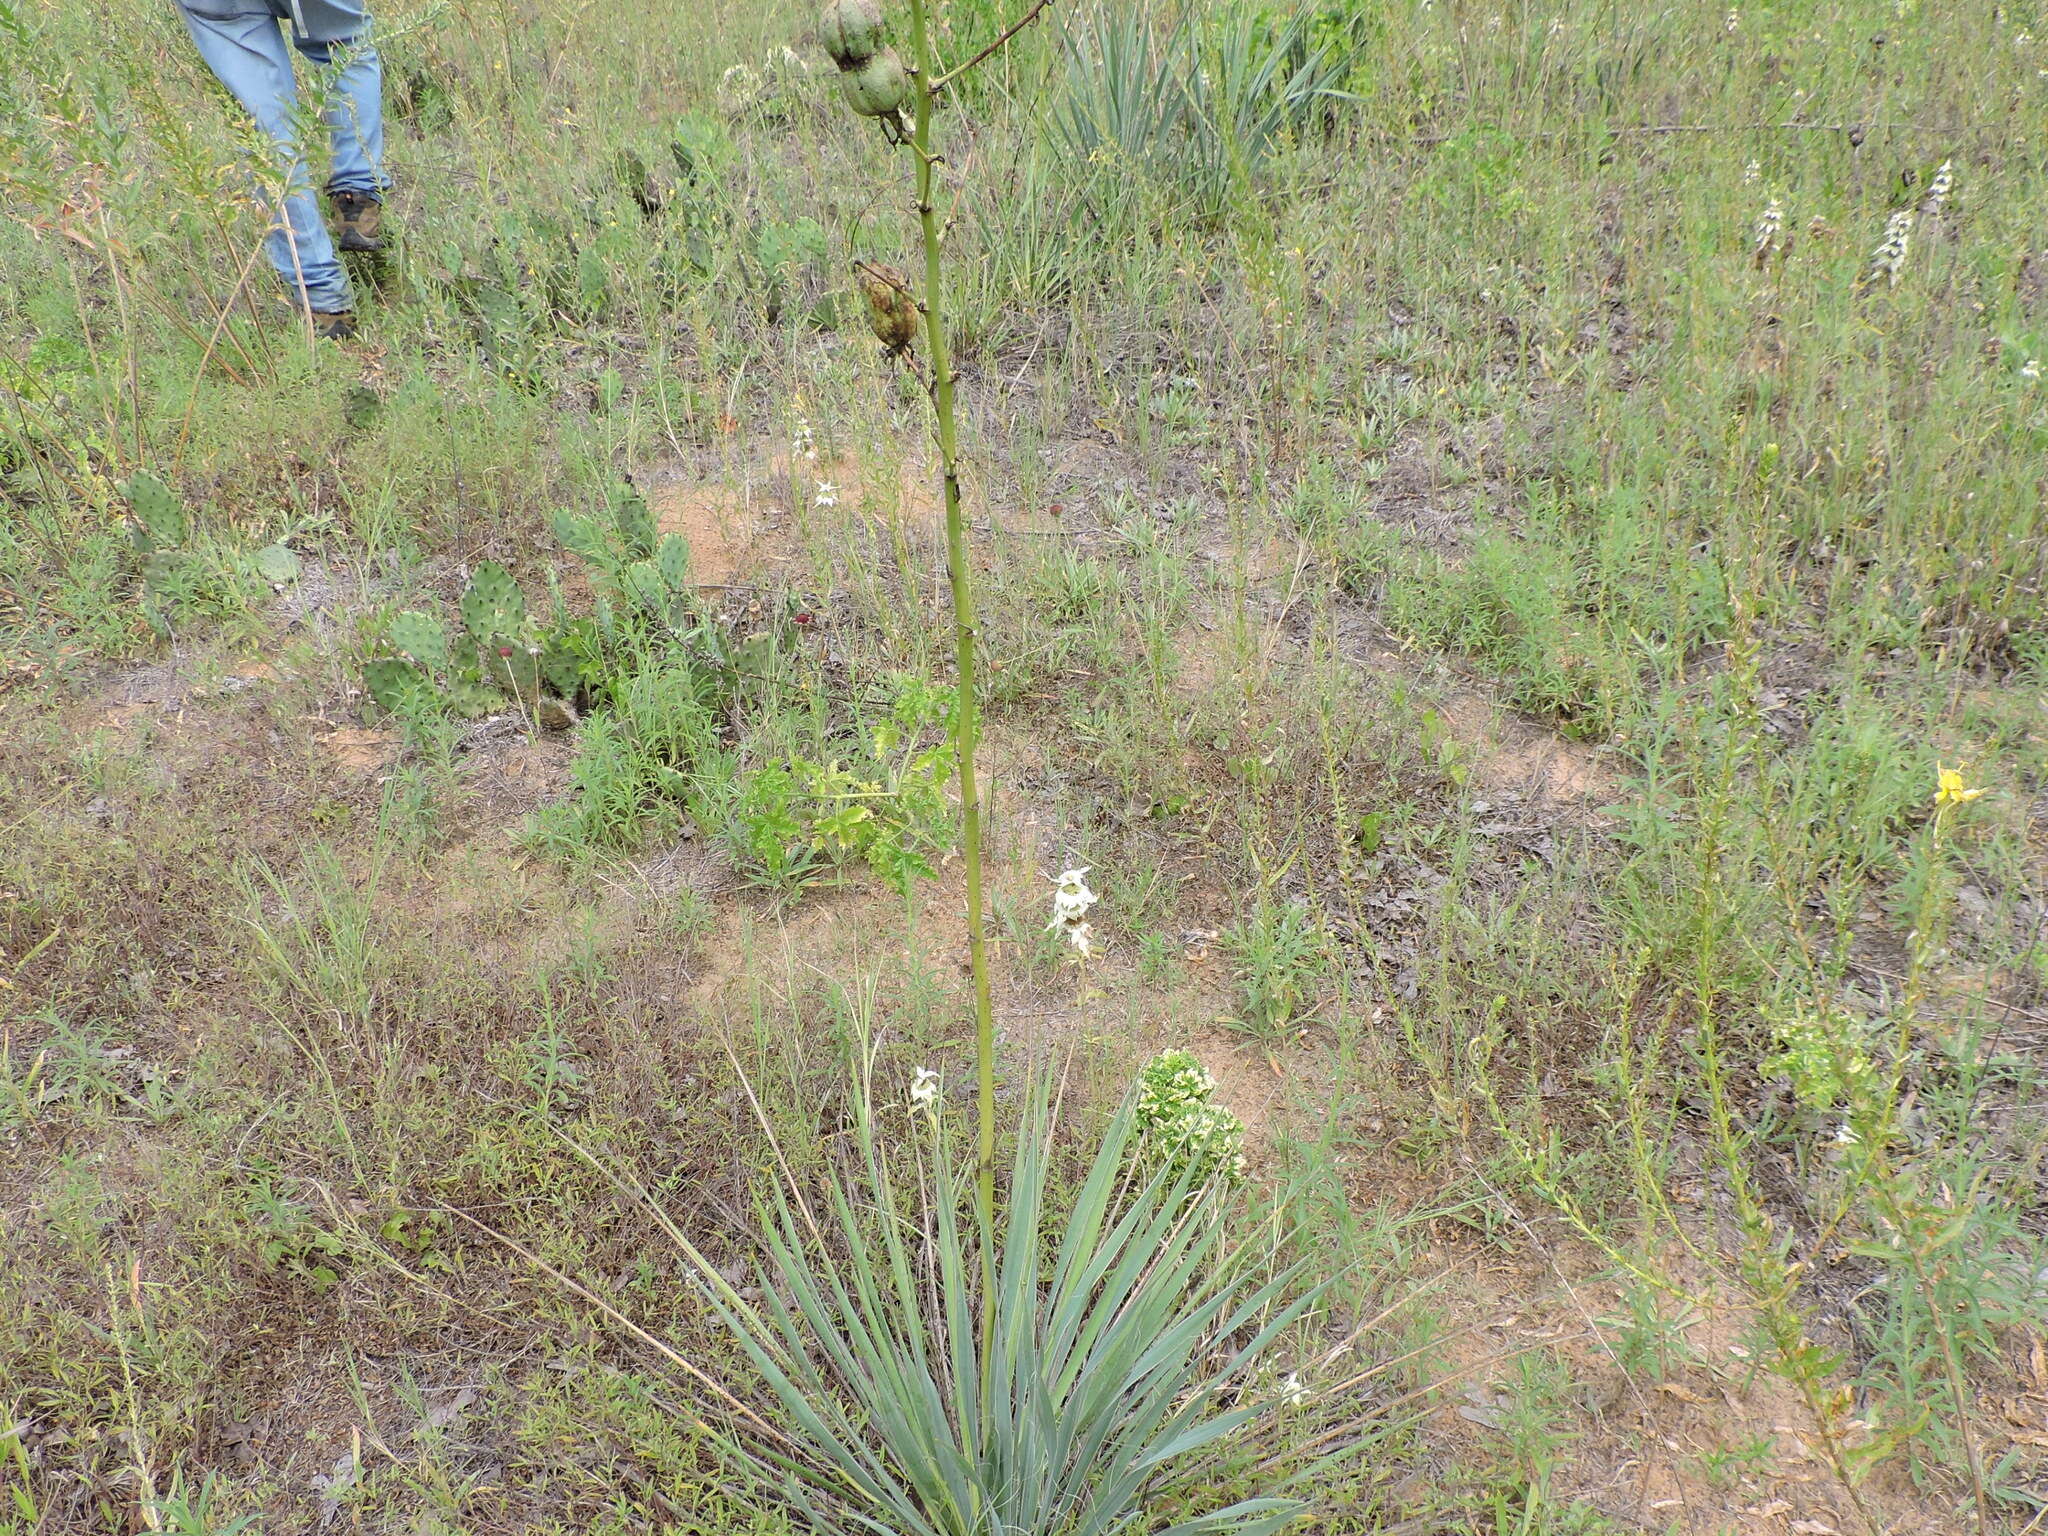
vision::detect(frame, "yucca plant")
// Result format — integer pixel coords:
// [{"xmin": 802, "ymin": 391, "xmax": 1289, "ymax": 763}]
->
[
  {"xmin": 651, "ymin": 1063, "xmax": 1320, "ymax": 1536},
  {"xmin": 600, "ymin": 7, "xmax": 1334, "ymax": 1533}
]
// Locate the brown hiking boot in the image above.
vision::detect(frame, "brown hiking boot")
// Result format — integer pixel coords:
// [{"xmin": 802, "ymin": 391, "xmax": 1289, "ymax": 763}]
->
[
  {"xmin": 310, "ymin": 310, "xmax": 358, "ymax": 341},
  {"xmin": 328, "ymin": 189, "xmax": 384, "ymax": 253}
]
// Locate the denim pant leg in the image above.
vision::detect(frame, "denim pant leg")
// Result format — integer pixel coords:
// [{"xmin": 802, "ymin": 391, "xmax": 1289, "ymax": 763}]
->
[
  {"xmin": 295, "ymin": 29, "xmax": 387, "ymax": 199},
  {"xmin": 176, "ymin": 4, "xmax": 353, "ymax": 312}
]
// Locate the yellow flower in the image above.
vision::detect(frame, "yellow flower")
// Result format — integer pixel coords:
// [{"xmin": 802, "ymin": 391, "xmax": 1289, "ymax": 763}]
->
[{"xmin": 1934, "ymin": 764, "xmax": 1986, "ymax": 808}]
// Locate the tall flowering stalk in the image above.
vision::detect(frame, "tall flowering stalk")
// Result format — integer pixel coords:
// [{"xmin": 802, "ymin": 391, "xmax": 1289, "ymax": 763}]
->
[
  {"xmin": 908, "ymin": 0, "xmax": 1001, "ymax": 1216},
  {"xmin": 823, "ymin": 0, "xmax": 1051, "ymax": 1213}
]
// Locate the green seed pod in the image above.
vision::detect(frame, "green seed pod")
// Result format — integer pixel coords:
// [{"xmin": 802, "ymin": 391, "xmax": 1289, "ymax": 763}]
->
[
  {"xmin": 842, "ymin": 47, "xmax": 907, "ymax": 117},
  {"xmin": 818, "ymin": 0, "xmax": 886, "ymax": 71}
]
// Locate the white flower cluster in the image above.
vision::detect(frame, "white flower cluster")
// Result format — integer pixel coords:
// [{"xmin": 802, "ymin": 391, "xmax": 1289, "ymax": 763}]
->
[
  {"xmin": 1752, "ymin": 197, "xmax": 1784, "ymax": 258},
  {"xmin": 1134, "ymin": 1049, "xmax": 1247, "ymax": 1182},
  {"xmin": 1922, "ymin": 159, "xmax": 1955, "ymax": 218},
  {"xmin": 1048, "ymin": 866, "xmax": 1098, "ymax": 959},
  {"xmin": 1870, "ymin": 209, "xmax": 1914, "ymax": 286},
  {"xmin": 909, "ymin": 1066, "xmax": 940, "ymax": 1116},
  {"xmin": 717, "ymin": 48, "xmax": 813, "ymax": 119}
]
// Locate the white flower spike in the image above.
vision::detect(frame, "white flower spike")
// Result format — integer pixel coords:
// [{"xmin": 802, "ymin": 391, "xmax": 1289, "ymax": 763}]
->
[
  {"xmin": 909, "ymin": 1067, "xmax": 940, "ymax": 1114},
  {"xmin": 1048, "ymin": 867, "xmax": 1096, "ymax": 928},
  {"xmin": 1048, "ymin": 867, "xmax": 1099, "ymax": 958}
]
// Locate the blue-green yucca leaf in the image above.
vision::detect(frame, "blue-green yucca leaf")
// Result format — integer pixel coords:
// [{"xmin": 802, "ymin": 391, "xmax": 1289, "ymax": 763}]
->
[{"xmin": 666, "ymin": 1066, "xmax": 1329, "ymax": 1536}]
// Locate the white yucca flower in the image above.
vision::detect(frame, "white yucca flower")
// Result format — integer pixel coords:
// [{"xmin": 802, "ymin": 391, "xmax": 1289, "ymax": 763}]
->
[
  {"xmin": 1923, "ymin": 158, "xmax": 1954, "ymax": 217},
  {"xmin": 1870, "ymin": 209, "xmax": 1914, "ymax": 285},
  {"xmin": 1753, "ymin": 197, "xmax": 1784, "ymax": 255},
  {"xmin": 1048, "ymin": 867, "xmax": 1096, "ymax": 927},
  {"xmin": 1048, "ymin": 867, "xmax": 1099, "ymax": 957},
  {"xmin": 717, "ymin": 62, "xmax": 763, "ymax": 117}
]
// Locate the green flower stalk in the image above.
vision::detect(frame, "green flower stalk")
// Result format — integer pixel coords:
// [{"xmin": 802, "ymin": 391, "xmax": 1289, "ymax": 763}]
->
[{"xmin": 827, "ymin": 0, "xmax": 1050, "ymax": 1214}]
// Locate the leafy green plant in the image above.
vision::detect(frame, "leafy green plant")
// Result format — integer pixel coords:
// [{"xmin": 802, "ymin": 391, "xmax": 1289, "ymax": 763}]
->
[
  {"xmin": 717, "ymin": 675, "xmax": 957, "ymax": 894},
  {"xmin": 1135, "ymin": 1049, "xmax": 1248, "ymax": 1183},
  {"xmin": 246, "ymin": 1178, "xmax": 347, "ymax": 1293},
  {"xmin": 1221, "ymin": 896, "xmax": 1327, "ymax": 1044}
]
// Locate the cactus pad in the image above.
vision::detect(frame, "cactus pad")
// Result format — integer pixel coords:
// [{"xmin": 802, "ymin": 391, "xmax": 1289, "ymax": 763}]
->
[
  {"xmin": 445, "ymin": 679, "xmax": 504, "ymax": 718},
  {"xmin": 483, "ymin": 641, "xmax": 542, "ymax": 699},
  {"xmin": 622, "ymin": 560, "xmax": 669, "ymax": 616},
  {"xmin": 541, "ymin": 635, "xmax": 586, "ymax": 696},
  {"xmin": 610, "ymin": 485, "xmax": 658, "ymax": 560},
  {"xmin": 459, "ymin": 563, "xmax": 527, "ymax": 644},
  {"xmin": 125, "ymin": 472, "xmax": 188, "ymax": 553},
  {"xmin": 365, "ymin": 658, "xmax": 430, "ymax": 713},
  {"xmin": 551, "ymin": 510, "xmax": 613, "ymax": 570},
  {"xmin": 656, "ymin": 532, "xmax": 692, "ymax": 591},
  {"xmin": 385, "ymin": 611, "xmax": 450, "ymax": 674}
]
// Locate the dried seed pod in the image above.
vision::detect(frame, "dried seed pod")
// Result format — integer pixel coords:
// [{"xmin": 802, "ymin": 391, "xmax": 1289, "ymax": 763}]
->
[
  {"xmin": 853, "ymin": 260, "xmax": 917, "ymax": 359},
  {"xmin": 819, "ymin": 0, "xmax": 886, "ymax": 71},
  {"xmin": 841, "ymin": 47, "xmax": 908, "ymax": 117}
]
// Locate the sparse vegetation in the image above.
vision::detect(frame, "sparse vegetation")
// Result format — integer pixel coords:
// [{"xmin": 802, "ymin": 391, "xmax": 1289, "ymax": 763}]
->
[{"xmin": 5, "ymin": 0, "xmax": 2048, "ymax": 1532}]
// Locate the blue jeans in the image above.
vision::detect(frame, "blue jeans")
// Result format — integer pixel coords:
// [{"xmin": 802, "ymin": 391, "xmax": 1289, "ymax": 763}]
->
[{"xmin": 175, "ymin": 1, "xmax": 386, "ymax": 313}]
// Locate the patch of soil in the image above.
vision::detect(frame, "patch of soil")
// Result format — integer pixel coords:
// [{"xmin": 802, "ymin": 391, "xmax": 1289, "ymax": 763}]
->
[
  {"xmin": 1435, "ymin": 688, "xmax": 1621, "ymax": 809},
  {"xmin": 641, "ymin": 446, "xmax": 942, "ymax": 594},
  {"xmin": 456, "ymin": 713, "xmax": 579, "ymax": 821},
  {"xmin": 319, "ymin": 724, "xmax": 397, "ymax": 774},
  {"xmin": 649, "ymin": 480, "xmax": 770, "ymax": 589}
]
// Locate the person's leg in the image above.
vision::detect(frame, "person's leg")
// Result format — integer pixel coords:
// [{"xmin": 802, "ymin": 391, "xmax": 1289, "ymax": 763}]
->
[
  {"xmin": 175, "ymin": 4, "xmax": 354, "ymax": 315},
  {"xmin": 293, "ymin": 18, "xmax": 385, "ymax": 198}
]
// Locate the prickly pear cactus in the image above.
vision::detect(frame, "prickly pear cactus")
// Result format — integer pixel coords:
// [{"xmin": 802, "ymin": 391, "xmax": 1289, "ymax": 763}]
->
[
  {"xmin": 445, "ymin": 679, "xmax": 504, "ymax": 718},
  {"xmin": 656, "ymin": 532, "xmax": 691, "ymax": 591},
  {"xmin": 551, "ymin": 509, "xmax": 613, "ymax": 572},
  {"xmin": 385, "ymin": 611, "xmax": 450, "ymax": 674},
  {"xmin": 621, "ymin": 560, "xmax": 670, "ymax": 618},
  {"xmin": 610, "ymin": 485, "xmax": 658, "ymax": 562},
  {"xmin": 541, "ymin": 630, "xmax": 589, "ymax": 697},
  {"xmin": 458, "ymin": 563, "xmax": 527, "ymax": 646},
  {"xmin": 483, "ymin": 640, "xmax": 542, "ymax": 699},
  {"xmin": 365, "ymin": 658, "xmax": 432, "ymax": 713},
  {"xmin": 125, "ymin": 472, "xmax": 188, "ymax": 553}
]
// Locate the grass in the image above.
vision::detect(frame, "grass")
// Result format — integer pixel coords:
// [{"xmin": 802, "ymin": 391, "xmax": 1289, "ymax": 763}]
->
[{"xmin": 3, "ymin": 0, "xmax": 2048, "ymax": 1530}]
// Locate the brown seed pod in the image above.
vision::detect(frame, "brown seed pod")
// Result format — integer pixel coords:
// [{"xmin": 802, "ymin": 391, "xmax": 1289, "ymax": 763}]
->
[
  {"xmin": 818, "ymin": 0, "xmax": 886, "ymax": 71},
  {"xmin": 841, "ymin": 47, "xmax": 908, "ymax": 117},
  {"xmin": 853, "ymin": 260, "xmax": 917, "ymax": 359}
]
